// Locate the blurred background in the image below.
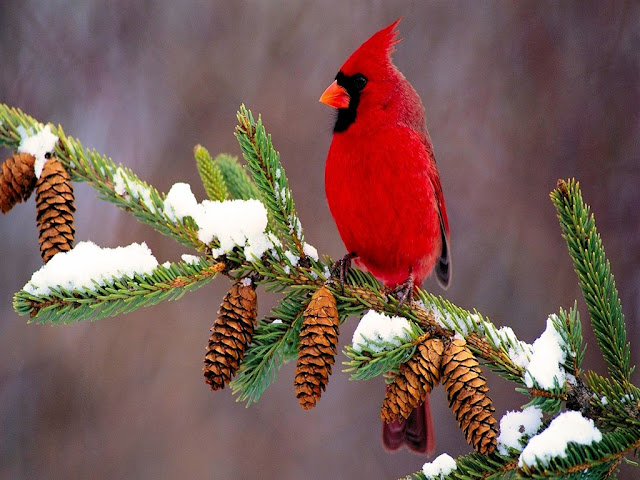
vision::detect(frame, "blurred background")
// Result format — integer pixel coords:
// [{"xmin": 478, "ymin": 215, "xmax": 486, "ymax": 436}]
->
[{"xmin": 0, "ymin": 1, "xmax": 638, "ymax": 479}]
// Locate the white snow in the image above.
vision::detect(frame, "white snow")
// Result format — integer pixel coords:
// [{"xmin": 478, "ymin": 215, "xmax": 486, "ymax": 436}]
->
[
  {"xmin": 181, "ymin": 254, "xmax": 201, "ymax": 264},
  {"xmin": 352, "ymin": 310, "xmax": 412, "ymax": 353},
  {"xmin": 17, "ymin": 124, "xmax": 59, "ymax": 178},
  {"xmin": 523, "ymin": 316, "xmax": 567, "ymax": 389},
  {"xmin": 163, "ymin": 182, "xmax": 199, "ymax": 221},
  {"xmin": 497, "ymin": 406, "xmax": 543, "ymax": 455},
  {"xmin": 284, "ymin": 250, "xmax": 299, "ymax": 266},
  {"xmin": 195, "ymin": 199, "xmax": 269, "ymax": 258},
  {"xmin": 429, "ymin": 303, "xmax": 458, "ymax": 333},
  {"xmin": 422, "ymin": 453, "xmax": 457, "ymax": 478},
  {"xmin": 23, "ymin": 241, "xmax": 159, "ymax": 296},
  {"xmin": 519, "ymin": 411, "xmax": 602, "ymax": 468},
  {"xmin": 112, "ymin": 168, "xmax": 127, "ymax": 196},
  {"xmin": 240, "ymin": 277, "xmax": 253, "ymax": 287},
  {"xmin": 303, "ymin": 242, "xmax": 319, "ymax": 261},
  {"xmin": 162, "ymin": 182, "xmax": 271, "ymax": 260},
  {"xmin": 112, "ymin": 167, "xmax": 157, "ymax": 211}
]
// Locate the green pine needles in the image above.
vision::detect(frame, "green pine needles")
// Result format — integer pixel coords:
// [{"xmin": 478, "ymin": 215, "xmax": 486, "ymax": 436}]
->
[{"xmin": 1, "ymin": 102, "xmax": 638, "ymax": 479}]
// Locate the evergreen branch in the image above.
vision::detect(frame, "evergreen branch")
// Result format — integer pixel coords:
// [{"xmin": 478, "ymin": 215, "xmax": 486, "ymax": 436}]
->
[
  {"xmin": 0, "ymin": 104, "xmax": 38, "ymax": 149},
  {"xmin": 55, "ymin": 128, "xmax": 204, "ymax": 251},
  {"xmin": 234, "ymin": 104, "xmax": 306, "ymax": 257},
  {"xmin": 237, "ymin": 248, "xmax": 527, "ymax": 387},
  {"xmin": 229, "ymin": 288, "xmax": 307, "ymax": 405},
  {"xmin": 344, "ymin": 338, "xmax": 419, "ymax": 382},
  {"xmin": 555, "ymin": 303, "xmax": 585, "ymax": 378},
  {"xmin": 405, "ymin": 428, "xmax": 640, "ymax": 480},
  {"xmin": 518, "ymin": 427, "xmax": 640, "ymax": 479},
  {"xmin": 550, "ymin": 179, "xmax": 633, "ymax": 385},
  {"xmin": 234, "ymin": 245, "xmax": 526, "ymax": 386},
  {"xmin": 520, "ymin": 389, "xmax": 565, "ymax": 415},
  {"xmin": 404, "ymin": 452, "xmax": 519, "ymax": 480},
  {"xmin": 213, "ymin": 151, "xmax": 261, "ymax": 201},
  {"xmin": 0, "ymin": 104, "xmax": 204, "ymax": 251},
  {"xmin": 585, "ymin": 371, "xmax": 640, "ymax": 430},
  {"xmin": 194, "ymin": 145, "xmax": 228, "ymax": 201},
  {"xmin": 13, "ymin": 260, "xmax": 225, "ymax": 324}
]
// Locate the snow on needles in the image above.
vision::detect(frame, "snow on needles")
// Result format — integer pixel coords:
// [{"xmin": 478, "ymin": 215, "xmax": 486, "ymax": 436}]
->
[
  {"xmin": 352, "ymin": 310, "xmax": 412, "ymax": 353},
  {"xmin": 523, "ymin": 316, "xmax": 568, "ymax": 389},
  {"xmin": 17, "ymin": 124, "xmax": 59, "ymax": 178},
  {"xmin": 23, "ymin": 241, "xmax": 159, "ymax": 296},
  {"xmin": 422, "ymin": 453, "xmax": 457, "ymax": 478},
  {"xmin": 497, "ymin": 406, "xmax": 543, "ymax": 455},
  {"xmin": 163, "ymin": 182, "xmax": 271, "ymax": 260},
  {"xmin": 518, "ymin": 411, "xmax": 602, "ymax": 468}
]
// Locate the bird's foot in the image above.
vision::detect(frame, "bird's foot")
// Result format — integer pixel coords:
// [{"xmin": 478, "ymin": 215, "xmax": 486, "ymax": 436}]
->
[
  {"xmin": 331, "ymin": 252, "xmax": 356, "ymax": 293},
  {"xmin": 393, "ymin": 271, "xmax": 414, "ymax": 309}
]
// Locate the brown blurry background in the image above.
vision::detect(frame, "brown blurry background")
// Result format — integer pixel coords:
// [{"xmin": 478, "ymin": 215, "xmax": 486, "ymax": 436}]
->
[{"xmin": 1, "ymin": 1, "xmax": 639, "ymax": 479}]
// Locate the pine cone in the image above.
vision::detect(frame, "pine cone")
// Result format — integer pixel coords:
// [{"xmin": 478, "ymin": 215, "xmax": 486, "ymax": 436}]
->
[
  {"xmin": 381, "ymin": 337, "xmax": 444, "ymax": 423},
  {"xmin": 203, "ymin": 280, "xmax": 258, "ymax": 390},
  {"xmin": 35, "ymin": 156, "xmax": 75, "ymax": 263},
  {"xmin": 0, "ymin": 152, "xmax": 37, "ymax": 214},
  {"xmin": 294, "ymin": 285, "xmax": 339, "ymax": 409},
  {"xmin": 441, "ymin": 338, "xmax": 498, "ymax": 454}
]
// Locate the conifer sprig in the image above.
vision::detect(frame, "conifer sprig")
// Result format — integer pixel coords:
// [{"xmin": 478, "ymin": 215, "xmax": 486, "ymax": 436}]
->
[
  {"xmin": 234, "ymin": 104, "xmax": 306, "ymax": 257},
  {"xmin": 229, "ymin": 288, "xmax": 307, "ymax": 405},
  {"xmin": 0, "ymin": 104, "xmax": 205, "ymax": 251},
  {"xmin": 551, "ymin": 179, "xmax": 633, "ymax": 386},
  {"xmin": 14, "ymin": 259, "xmax": 224, "ymax": 324}
]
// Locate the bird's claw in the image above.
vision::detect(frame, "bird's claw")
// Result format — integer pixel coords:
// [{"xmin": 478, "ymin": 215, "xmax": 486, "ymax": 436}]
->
[
  {"xmin": 331, "ymin": 252, "xmax": 356, "ymax": 294},
  {"xmin": 393, "ymin": 271, "xmax": 415, "ymax": 309}
]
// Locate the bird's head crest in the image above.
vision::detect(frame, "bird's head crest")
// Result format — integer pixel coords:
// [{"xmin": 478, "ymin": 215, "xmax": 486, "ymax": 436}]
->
[{"xmin": 340, "ymin": 18, "xmax": 402, "ymax": 75}]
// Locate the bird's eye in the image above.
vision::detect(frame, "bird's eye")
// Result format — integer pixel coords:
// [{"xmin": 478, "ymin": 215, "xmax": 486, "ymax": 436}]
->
[{"xmin": 352, "ymin": 74, "xmax": 367, "ymax": 90}]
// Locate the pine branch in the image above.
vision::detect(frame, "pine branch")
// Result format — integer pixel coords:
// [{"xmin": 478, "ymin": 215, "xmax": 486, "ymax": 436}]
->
[
  {"xmin": 556, "ymin": 303, "xmax": 586, "ymax": 378},
  {"xmin": 344, "ymin": 327, "xmax": 424, "ymax": 381},
  {"xmin": 0, "ymin": 104, "xmax": 205, "ymax": 251},
  {"xmin": 518, "ymin": 427, "xmax": 640, "ymax": 479},
  {"xmin": 404, "ymin": 452, "xmax": 519, "ymax": 480},
  {"xmin": 550, "ymin": 179, "xmax": 633, "ymax": 386},
  {"xmin": 229, "ymin": 287, "xmax": 307, "ymax": 405},
  {"xmin": 234, "ymin": 104, "xmax": 306, "ymax": 257},
  {"xmin": 585, "ymin": 371, "xmax": 640, "ymax": 430},
  {"xmin": 14, "ymin": 260, "xmax": 224, "ymax": 323}
]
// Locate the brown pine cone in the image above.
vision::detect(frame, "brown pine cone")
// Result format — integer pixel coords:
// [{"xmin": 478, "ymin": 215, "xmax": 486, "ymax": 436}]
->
[
  {"xmin": 0, "ymin": 152, "xmax": 37, "ymax": 214},
  {"xmin": 35, "ymin": 156, "xmax": 75, "ymax": 263},
  {"xmin": 441, "ymin": 338, "xmax": 498, "ymax": 454},
  {"xmin": 203, "ymin": 280, "xmax": 258, "ymax": 390},
  {"xmin": 381, "ymin": 337, "xmax": 444, "ymax": 423},
  {"xmin": 294, "ymin": 285, "xmax": 340, "ymax": 409}
]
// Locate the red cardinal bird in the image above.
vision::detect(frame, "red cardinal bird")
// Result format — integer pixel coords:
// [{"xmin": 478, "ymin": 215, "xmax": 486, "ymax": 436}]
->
[{"xmin": 319, "ymin": 19, "xmax": 450, "ymax": 455}]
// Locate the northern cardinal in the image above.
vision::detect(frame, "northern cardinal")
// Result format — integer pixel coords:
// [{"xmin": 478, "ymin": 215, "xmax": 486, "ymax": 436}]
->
[{"xmin": 319, "ymin": 19, "xmax": 450, "ymax": 455}]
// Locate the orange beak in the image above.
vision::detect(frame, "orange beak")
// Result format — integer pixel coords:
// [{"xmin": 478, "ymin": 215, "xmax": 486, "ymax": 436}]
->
[{"xmin": 319, "ymin": 80, "xmax": 350, "ymax": 109}]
